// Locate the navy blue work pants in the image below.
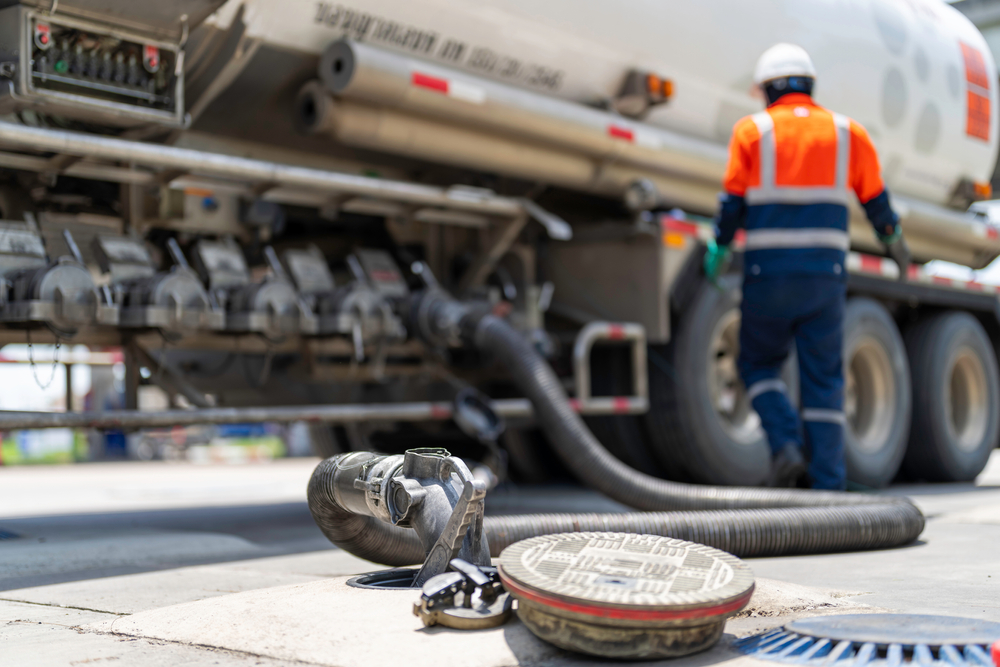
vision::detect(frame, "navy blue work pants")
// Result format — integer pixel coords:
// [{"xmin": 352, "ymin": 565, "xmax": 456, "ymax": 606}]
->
[{"xmin": 738, "ymin": 276, "xmax": 847, "ymax": 490}]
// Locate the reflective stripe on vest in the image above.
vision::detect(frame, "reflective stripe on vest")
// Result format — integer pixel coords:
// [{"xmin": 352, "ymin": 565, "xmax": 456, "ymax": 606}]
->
[
  {"xmin": 744, "ymin": 228, "xmax": 851, "ymax": 252},
  {"xmin": 745, "ymin": 110, "xmax": 852, "ymax": 207}
]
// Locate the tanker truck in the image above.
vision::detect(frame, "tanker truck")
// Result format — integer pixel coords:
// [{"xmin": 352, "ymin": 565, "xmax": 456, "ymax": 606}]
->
[{"xmin": 0, "ymin": 0, "xmax": 995, "ymax": 487}]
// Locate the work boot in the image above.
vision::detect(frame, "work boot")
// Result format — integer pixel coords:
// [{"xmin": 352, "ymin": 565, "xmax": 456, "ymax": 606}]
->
[{"xmin": 767, "ymin": 443, "xmax": 806, "ymax": 488}]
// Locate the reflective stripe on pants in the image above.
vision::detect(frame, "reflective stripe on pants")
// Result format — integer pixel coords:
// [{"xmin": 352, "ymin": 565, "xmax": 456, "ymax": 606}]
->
[
  {"xmin": 740, "ymin": 277, "xmax": 847, "ymax": 490},
  {"xmin": 746, "ymin": 378, "xmax": 788, "ymax": 402}
]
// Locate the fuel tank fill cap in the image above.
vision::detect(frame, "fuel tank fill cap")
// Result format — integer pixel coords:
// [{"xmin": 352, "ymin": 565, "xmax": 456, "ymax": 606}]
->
[{"xmin": 497, "ymin": 532, "xmax": 754, "ymax": 660}]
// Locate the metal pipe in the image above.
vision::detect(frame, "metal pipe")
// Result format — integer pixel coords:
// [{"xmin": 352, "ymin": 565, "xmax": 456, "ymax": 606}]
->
[
  {"xmin": 299, "ymin": 85, "xmax": 722, "ymax": 214},
  {"xmin": 0, "ymin": 120, "xmax": 523, "ymax": 218},
  {"xmin": 316, "ymin": 39, "xmax": 1000, "ymax": 268},
  {"xmin": 318, "ymin": 39, "xmax": 728, "ymax": 184},
  {"xmin": 0, "ymin": 396, "xmax": 646, "ymax": 430},
  {"xmin": 64, "ymin": 363, "xmax": 73, "ymax": 413},
  {"xmin": 573, "ymin": 322, "xmax": 647, "ymax": 405}
]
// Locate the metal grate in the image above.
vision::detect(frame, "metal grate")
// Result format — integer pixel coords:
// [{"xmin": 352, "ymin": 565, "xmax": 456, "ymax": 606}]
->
[{"xmin": 734, "ymin": 627, "xmax": 996, "ymax": 667}]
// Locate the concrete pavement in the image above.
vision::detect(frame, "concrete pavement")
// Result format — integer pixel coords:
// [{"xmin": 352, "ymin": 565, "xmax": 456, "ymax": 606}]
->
[{"xmin": 1, "ymin": 453, "xmax": 998, "ymax": 666}]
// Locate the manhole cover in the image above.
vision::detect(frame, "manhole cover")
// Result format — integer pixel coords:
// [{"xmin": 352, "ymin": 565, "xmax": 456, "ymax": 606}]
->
[
  {"xmin": 498, "ymin": 532, "xmax": 755, "ymax": 660},
  {"xmin": 735, "ymin": 614, "xmax": 1000, "ymax": 667}
]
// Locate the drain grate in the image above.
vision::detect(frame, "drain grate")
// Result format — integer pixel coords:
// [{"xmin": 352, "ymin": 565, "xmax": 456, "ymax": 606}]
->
[{"xmin": 735, "ymin": 615, "xmax": 1000, "ymax": 667}]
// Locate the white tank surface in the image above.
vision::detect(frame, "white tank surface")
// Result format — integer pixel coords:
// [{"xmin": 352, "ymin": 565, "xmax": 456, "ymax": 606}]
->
[{"xmin": 209, "ymin": 0, "xmax": 999, "ymax": 207}]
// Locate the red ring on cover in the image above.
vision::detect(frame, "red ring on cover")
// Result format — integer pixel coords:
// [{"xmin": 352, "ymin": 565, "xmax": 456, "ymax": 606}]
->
[
  {"xmin": 499, "ymin": 566, "xmax": 754, "ymax": 622},
  {"xmin": 989, "ymin": 639, "xmax": 998, "ymax": 666}
]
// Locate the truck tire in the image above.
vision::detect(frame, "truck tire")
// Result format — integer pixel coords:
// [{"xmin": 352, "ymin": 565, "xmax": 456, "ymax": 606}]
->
[
  {"xmin": 903, "ymin": 312, "xmax": 999, "ymax": 482},
  {"xmin": 842, "ymin": 298, "xmax": 911, "ymax": 488},
  {"xmin": 643, "ymin": 278, "xmax": 773, "ymax": 486}
]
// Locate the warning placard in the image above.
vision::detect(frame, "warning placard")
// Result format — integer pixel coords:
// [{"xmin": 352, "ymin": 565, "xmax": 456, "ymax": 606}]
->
[
  {"xmin": 961, "ymin": 42, "xmax": 991, "ymax": 142},
  {"xmin": 968, "ymin": 90, "xmax": 991, "ymax": 141}
]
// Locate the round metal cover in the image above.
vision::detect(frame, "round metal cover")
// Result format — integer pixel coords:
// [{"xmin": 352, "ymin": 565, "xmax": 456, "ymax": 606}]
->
[
  {"xmin": 787, "ymin": 614, "xmax": 1000, "ymax": 647},
  {"xmin": 497, "ymin": 532, "xmax": 755, "ymax": 660},
  {"xmin": 499, "ymin": 532, "xmax": 754, "ymax": 618}
]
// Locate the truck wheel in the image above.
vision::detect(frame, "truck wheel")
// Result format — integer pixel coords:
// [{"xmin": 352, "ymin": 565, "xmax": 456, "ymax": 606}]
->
[
  {"xmin": 842, "ymin": 298, "xmax": 911, "ymax": 488},
  {"xmin": 903, "ymin": 312, "xmax": 999, "ymax": 482},
  {"xmin": 643, "ymin": 278, "xmax": 773, "ymax": 486}
]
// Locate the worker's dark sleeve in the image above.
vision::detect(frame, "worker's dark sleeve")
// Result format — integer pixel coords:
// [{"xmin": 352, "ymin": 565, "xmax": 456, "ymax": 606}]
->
[
  {"xmin": 849, "ymin": 120, "xmax": 899, "ymax": 238},
  {"xmin": 715, "ymin": 192, "xmax": 747, "ymax": 247},
  {"xmin": 862, "ymin": 189, "xmax": 899, "ymax": 239}
]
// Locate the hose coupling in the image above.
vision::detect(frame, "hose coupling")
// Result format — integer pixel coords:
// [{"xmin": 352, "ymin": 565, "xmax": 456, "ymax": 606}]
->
[
  {"xmin": 412, "ymin": 289, "xmax": 492, "ymax": 349},
  {"xmin": 314, "ymin": 447, "xmax": 491, "ymax": 585}
]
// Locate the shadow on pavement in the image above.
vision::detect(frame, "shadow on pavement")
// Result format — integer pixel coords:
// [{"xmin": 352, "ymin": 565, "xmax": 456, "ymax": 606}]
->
[{"xmin": 0, "ymin": 501, "xmax": 332, "ymax": 591}]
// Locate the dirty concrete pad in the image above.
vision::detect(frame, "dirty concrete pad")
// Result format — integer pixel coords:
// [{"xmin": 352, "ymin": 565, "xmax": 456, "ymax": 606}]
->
[
  {"xmin": 93, "ymin": 575, "xmax": 878, "ymax": 667},
  {"xmin": 0, "ymin": 600, "xmax": 304, "ymax": 667}
]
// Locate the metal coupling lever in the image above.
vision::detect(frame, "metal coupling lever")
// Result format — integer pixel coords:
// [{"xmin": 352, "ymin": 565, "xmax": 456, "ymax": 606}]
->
[{"xmin": 413, "ymin": 558, "xmax": 512, "ymax": 630}]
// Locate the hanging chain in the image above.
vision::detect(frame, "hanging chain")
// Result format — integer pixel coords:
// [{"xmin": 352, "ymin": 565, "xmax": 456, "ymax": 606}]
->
[
  {"xmin": 257, "ymin": 341, "xmax": 275, "ymax": 387},
  {"xmin": 153, "ymin": 330, "xmax": 173, "ymax": 387},
  {"xmin": 26, "ymin": 329, "xmax": 61, "ymax": 391}
]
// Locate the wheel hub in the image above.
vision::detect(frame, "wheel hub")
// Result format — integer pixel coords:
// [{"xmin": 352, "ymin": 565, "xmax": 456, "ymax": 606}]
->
[
  {"xmin": 708, "ymin": 310, "xmax": 761, "ymax": 443},
  {"xmin": 948, "ymin": 347, "xmax": 989, "ymax": 452},
  {"xmin": 845, "ymin": 336, "xmax": 897, "ymax": 454}
]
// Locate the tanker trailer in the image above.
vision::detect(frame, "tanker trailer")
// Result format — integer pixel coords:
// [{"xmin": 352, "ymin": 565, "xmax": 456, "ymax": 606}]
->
[{"xmin": 0, "ymin": 0, "xmax": 995, "ymax": 487}]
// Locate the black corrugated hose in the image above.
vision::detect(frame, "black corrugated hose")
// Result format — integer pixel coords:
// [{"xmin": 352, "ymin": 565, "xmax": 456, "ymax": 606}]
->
[
  {"xmin": 307, "ymin": 311, "xmax": 925, "ymax": 565},
  {"xmin": 308, "ymin": 458, "xmax": 425, "ymax": 566}
]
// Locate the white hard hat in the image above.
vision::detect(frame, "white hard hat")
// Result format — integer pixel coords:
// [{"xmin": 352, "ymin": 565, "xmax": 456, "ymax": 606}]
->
[{"xmin": 753, "ymin": 43, "xmax": 816, "ymax": 85}]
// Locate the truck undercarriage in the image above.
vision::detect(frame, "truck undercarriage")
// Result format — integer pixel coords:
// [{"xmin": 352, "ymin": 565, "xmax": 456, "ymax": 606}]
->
[{"xmin": 0, "ymin": 0, "xmax": 995, "ymax": 489}]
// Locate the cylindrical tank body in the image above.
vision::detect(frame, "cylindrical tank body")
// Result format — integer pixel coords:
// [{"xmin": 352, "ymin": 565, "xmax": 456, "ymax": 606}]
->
[{"xmin": 223, "ymin": 0, "xmax": 999, "ymax": 207}]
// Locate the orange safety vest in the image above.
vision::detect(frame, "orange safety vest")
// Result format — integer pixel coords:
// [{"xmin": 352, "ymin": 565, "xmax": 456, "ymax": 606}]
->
[{"xmin": 720, "ymin": 93, "xmax": 887, "ymax": 276}]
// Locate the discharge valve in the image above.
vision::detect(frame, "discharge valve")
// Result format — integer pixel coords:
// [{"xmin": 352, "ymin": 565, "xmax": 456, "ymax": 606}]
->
[{"xmin": 0, "ymin": 223, "xmax": 116, "ymax": 336}]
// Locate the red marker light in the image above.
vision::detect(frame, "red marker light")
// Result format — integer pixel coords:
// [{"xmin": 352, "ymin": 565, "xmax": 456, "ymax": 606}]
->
[{"xmin": 143, "ymin": 44, "xmax": 160, "ymax": 73}]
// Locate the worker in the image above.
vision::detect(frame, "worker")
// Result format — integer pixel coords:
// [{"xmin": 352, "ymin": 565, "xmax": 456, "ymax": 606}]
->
[{"xmin": 703, "ymin": 43, "xmax": 909, "ymax": 490}]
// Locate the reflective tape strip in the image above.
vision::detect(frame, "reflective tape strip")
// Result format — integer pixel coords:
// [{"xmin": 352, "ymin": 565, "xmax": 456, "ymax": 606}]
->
[
  {"xmin": 745, "ymin": 187, "xmax": 850, "ymax": 205},
  {"xmin": 608, "ymin": 125, "xmax": 635, "ymax": 141},
  {"xmin": 746, "ymin": 378, "xmax": 788, "ymax": 402},
  {"xmin": 411, "ymin": 72, "xmax": 486, "ymax": 104},
  {"xmin": 752, "ymin": 111, "xmax": 776, "ymax": 194},
  {"xmin": 832, "ymin": 113, "xmax": 851, "ymax": 193},
  {"xmin": 801, "ymin": 408, "xmax": 846, "ymax": 425},
  {"xmin": 744, "ymin": 228, "xmax": 850, "ymax": 251},
  {"xmin": 744, "ymin": 110, "xmax": 851, "ymax": 206}
]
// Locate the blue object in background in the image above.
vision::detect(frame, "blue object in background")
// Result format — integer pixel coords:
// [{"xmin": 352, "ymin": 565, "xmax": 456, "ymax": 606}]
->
[
  {"xmin": 217, "ymin": 423, "xmax": 269, "ymax": 439},
  {"xmin": 104, "ymin": 430, "xmax": 127, "ymax": 458}
]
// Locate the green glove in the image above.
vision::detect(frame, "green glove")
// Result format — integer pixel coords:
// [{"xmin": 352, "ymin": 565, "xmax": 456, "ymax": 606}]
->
[
  {"xmin": 876, "ymin": 226, "xmax": 902, "ymax": 245},
  {"xmin": 703, "ymin": 238, "xmax": 732, "ymax": 282}
]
